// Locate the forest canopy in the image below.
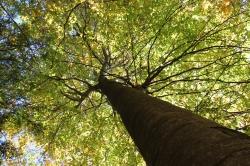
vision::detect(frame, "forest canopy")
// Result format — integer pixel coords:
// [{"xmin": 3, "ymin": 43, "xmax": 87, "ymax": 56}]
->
[{"xmin": 0, "ymin": 0, "xmax": 250, "ymax": 165}]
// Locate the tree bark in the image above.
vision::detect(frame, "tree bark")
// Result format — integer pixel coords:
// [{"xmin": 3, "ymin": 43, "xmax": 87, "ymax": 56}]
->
[{"xmin": 99, "ymin": 78, "xmax": 250, "ymax": 166}]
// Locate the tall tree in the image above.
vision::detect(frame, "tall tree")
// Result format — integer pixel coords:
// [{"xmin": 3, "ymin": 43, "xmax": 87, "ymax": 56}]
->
[
  {"xmin": 99, "ymin": 77, "xmax": 250, "ymax": 165},
  {"xmin": 1, "ymin": 0, "xmax": 250, "ymax": 165}
]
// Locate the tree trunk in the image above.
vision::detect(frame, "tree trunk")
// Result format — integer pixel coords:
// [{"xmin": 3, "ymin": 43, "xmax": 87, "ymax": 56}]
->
[{"xmin": 99, "ymin": 78, "xmax": 250, "ymax": 166}]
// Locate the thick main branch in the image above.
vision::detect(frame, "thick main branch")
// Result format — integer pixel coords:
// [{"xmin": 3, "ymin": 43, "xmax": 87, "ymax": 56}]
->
[{"xmin": 99, "ymin": 78, "xmax": 250, "ymax": 166}]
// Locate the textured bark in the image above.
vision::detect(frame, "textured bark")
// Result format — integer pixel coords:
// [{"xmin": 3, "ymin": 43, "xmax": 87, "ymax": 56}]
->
[{"xmin": 99, "ymin": 78, "xmax": 250, "ymax": 166}]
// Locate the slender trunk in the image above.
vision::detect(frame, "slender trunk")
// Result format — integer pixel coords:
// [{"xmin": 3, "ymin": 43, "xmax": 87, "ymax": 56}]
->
[{"xmin": 99, "ymin": 78, "xmax": 250, "ymax": 166}]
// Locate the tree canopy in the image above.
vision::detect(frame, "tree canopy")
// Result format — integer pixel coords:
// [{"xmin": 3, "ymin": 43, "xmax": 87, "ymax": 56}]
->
[{"xmin": 0, "ymin": 0, "xmax": 250, "ymax": 165}]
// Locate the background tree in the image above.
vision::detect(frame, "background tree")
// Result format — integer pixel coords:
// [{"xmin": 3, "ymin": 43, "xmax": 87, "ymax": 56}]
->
[{"xmin": 1, "ymin": 0, "xmax": 250, "ymax": 165}]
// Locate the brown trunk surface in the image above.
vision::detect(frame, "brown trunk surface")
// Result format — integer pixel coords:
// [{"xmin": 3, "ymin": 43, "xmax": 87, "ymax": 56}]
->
[{"xmin": 99, "ymin": 78, "xmax": 250, "ymax": 166}]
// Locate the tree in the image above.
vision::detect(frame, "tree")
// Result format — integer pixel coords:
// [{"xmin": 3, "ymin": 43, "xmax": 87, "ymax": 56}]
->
[
  {"xmin": 1, "ymin": 0, "xmax": 250, "ymax": 165},
  {"xmin": 99, "ymin": 77, "xmax": 250, "ymax": 165}
]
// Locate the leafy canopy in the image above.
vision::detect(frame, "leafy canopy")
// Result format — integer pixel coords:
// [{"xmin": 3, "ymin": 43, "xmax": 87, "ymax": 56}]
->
[{"xmin": 0, "ymin": 0, "xmax": 250, "ymax": 165}]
